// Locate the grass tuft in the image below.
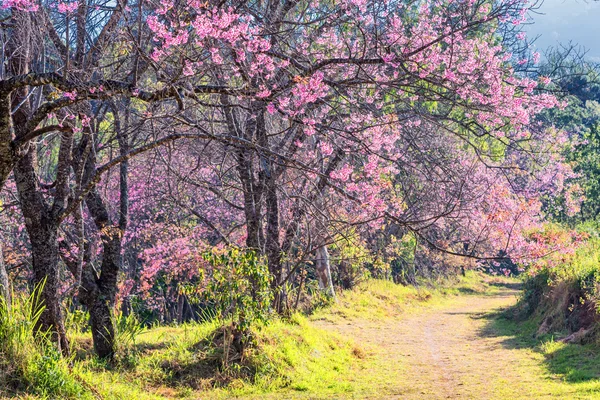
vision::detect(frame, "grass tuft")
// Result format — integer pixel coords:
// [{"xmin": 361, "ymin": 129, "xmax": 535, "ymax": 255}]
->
[{"xmin": 0, "ymin": 285, "xmax": 90, "ymax": 399}]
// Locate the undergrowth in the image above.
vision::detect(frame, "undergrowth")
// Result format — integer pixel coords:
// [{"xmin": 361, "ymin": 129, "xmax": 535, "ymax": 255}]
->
[
  {"xmin": 493, "ymin": 233, "xmax": 600, "ymax": 395},
  {"xmin": 520, "ymin": 236, "xmax": 600, "ymax": 339},
  {"xmin": 1, "ymin": 272, "xmax": 500, "ymax": 399},
  {"xmin": 0, "ymin": 285, "xmax": 89, "ymax": 399}
]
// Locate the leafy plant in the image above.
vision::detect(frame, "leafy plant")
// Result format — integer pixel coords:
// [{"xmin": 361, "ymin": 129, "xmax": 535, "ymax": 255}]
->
[
  {"xmin": 331, "ymin": 231, "xmax": 373, "ymax": 289},
  {"xmin": 65, "ymin": 308, "xmax": 89, "ymax": 335},
  {"xmin": 205, "ymin": 248, "xmax": 272, "ymax": 333},
  {"xmin": 112, "ymin": 311, "xmax": 145, "ymax": 367},
  {"xmin": 114, "ymin": 311, "xmax": 145, "ymax": 349},
  {"xmin": 184, "ymin": 247, "xmax": 273, "ymax": 365}
]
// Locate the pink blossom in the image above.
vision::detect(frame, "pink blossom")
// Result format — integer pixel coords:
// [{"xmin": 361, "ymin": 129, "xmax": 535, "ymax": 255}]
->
[
  {"xmin": 256, "ymin": 86, "xmax": 271, "ymax": 99},
  {"xmin": 183, "ymin": 61, "xmax": 194, "ymax": 76},
  {"xmin": 1, "ymin": 0, "xmax": 38, "ymax": 11},
  {"xmin": 57, "ymin": 1, "xmax": 78, "ymax": 14},
  {"xmin": 63, "ymin": 90, "xmax": 78, "ymax": 100},
  {"xmin": 319, "ymin": 141, "xmax": 334, "ymax": 156}
]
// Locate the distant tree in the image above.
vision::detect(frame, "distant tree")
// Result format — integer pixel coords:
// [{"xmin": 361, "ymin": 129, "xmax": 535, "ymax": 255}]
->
[{"xmin": 536, "ymin": 48, "xmax": 600, "ymax": 223}]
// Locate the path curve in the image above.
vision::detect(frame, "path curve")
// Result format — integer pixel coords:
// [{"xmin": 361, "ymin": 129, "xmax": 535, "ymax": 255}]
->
[{"xmin": 317, "ymin": 285, "xmax": 571, "ymax": 399}]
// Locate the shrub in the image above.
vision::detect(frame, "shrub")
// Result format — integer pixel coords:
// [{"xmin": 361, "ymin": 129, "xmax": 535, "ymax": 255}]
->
[
  {"xmin": 521, "ymin": 268, "xmax": 551, "ymax": 317},
  {"xmin": 521, "ymin": 234, "xmax": 600, "ymax": 338},
  {"xmin": 183, "ymin": 247, "xmax": 273, "ymax": 367},
  {"xmin": 331, "ymin": 232, "xmax": 373, "ymax": 289}
]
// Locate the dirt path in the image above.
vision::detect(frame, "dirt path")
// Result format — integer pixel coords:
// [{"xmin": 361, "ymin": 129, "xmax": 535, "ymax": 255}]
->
[{"xmin": 317, "ymin": 285, "xmax": 582, "ymax": 399}]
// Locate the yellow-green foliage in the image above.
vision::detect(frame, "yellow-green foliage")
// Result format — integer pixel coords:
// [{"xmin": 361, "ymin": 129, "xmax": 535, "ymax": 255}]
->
[
  {"xmin": 2, "ymin": 272, "xmax": 498, "ymax": 400},
  {"xmin": 244, "ymin": 313, "xmax": 360, "ymax": 395},
  {"xmin": 544, "ymin": 235, "xmax": 600, "ymax": 285},
  {"xmin": 0, "ymin": 287, "xmax": 89, "ymax": 399},
  {"xmin": 330, "ymin": 230, "xmax": 389, "ymax": 285},
  {"xmin": 522, "ymin": 236, "xmax": 600, "ymax": 320},
  {"xmin": 66, "ymin": 312, "xmax": 363, "ymax": 400},
  {"xmin": 518, "ymin": 230, "xmax": 600, "ymax": 346},
  {"xmin": 72, "ymin": 323, "xmax": 222, "ymax": 399},
  {"xmin": 312, "ymin": 271, "xmax": 493, "ymax": 321}
]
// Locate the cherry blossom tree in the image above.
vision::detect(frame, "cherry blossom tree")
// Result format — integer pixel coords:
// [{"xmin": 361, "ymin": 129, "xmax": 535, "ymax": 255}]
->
[
  {"xmin": 0, "ymin": 0, "xmax": 575, "ymax": 358},
  {"xmin": 140, "ymin": 0, "xmax": 563, "ymax": 301}
]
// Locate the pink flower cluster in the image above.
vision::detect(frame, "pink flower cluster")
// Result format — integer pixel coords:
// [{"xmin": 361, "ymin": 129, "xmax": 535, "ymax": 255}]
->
[{"xmin": 57, "ymin": 0, "xmax": 77, "ymax": 14}]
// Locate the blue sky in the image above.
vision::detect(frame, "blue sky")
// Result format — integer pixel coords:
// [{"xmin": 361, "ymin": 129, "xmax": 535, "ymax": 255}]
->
[{"xmin": 526, "ymin": 0, "xmax": 600, "ymax": 61}]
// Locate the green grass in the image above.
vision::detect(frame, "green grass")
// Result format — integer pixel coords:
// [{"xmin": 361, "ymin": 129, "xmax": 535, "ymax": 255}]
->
[
  {"xmin": 310, "ymin": 271, "xmax": 505, "ymax": 322},
  {"xmin": 0, "ymin": 272, "xmax": 520, "ymax": 399},
  {"xmin": 62, "ymin": 314, "xmax": 364, "ymax": 400},
  {"xmin": 0, "ymin": 286, "xmax": 91, "ymax": 399},
  {"xmin": 485, "ymin": 307, "xmax": 600, "ymax": 397}
]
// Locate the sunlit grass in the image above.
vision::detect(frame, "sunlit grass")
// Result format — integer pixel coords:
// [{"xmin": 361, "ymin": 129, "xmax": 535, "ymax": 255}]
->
[
  {"xmin": 486, "ymin": 308, "xmax": 600, "ymax": 399},
  {"xmin": 311, "ymin": 271, "xmax": 502, "ymax": 322},
  {"xmin": 14, "ymin": 272, "xmax": 597, "ymax": 400},
  {"xmin": 64, "ymin": 274, "xmax": 494, "ymax": 399}
]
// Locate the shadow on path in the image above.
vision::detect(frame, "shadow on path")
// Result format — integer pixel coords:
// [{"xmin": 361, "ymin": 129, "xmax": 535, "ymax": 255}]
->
[
  {"xmin": 478, "ymin": 302, "xmax": 600, "ymax": 383},
  {"xmin": 488, "ymin": 281, "xmax": 524, "ymax": 291}
]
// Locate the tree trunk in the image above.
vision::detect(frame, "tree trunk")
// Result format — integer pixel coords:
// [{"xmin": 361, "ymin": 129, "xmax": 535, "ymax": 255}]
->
[
  {"xmin": 222, "ymin": 96, "xmax": 263, "ymax": 251},
  {"xmin": 237, "ymin": 147, "xmax": 263, "ymax": 250},
  {"xmin": 12, "ymin": 156, "xmax": 70, "ymax": 355},
  {"xmin": 60, "ymin": 156, "xmax": 121, "ymax": 360},
  {"xmin": 7, "ymin": 9, "xmax": 72, "ymax": 352},
  {"xmin": 81, "ymin": 187, "xmax": 123, "ymax": 359},
  {"xmin": 29, "ymin": 221, "xmax": 69, "ymax": 352},
  {"xmin": 76, "ymin": 108, "xmax": 129, "ymax": 359},
  {"xmin": 0, "ymin": 240, "xmax": 11, "ymax": 308},
  {"xmin": 261, "ymin": 111, "xmax": 284, "ymax": 309},
  {"xmin": 177, "ymin": 295, "xmax": 184, "ymax": 324},
  {"xmin": 0, "ymin": 94, "xmax": 15, "ymax": 193},
  {"xmin": 315, "ymin": 246, "xmax": 335, "ymax": 298},
  {"xmin": 265, "ymin": 171, "xmax": 286, "ymax": 311},
  {"xmin": 87, "ymin": 291, "xmax": 115, "ymax": 359},
  {"xmin": 14, "ymin": 150, "xmax": 69, "ymax": 353},
  {"xmin": 77, "ymin": 234, "xmax": 120, "ymax": 359}
]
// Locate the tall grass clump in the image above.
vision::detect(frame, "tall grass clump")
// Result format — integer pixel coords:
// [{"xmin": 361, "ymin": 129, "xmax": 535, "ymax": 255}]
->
[{"xmin": 0, "ymin": 283, "xmax": 89, "ymax": 399}]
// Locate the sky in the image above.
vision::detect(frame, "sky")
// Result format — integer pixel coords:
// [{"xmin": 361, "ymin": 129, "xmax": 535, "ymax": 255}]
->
[{"xmin": 526, "ymin": 0, "xmax": 600, "ymax": 61}]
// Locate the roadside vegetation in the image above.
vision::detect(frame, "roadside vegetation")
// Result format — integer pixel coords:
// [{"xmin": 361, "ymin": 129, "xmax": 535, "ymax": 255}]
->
[
  {"xmin": 489, "ymin": 311, "xmax": 600, "ymax": 396},
  {"xmin": 487, "ymin": 225, "xmax": 600, "ymax": 398},
  {"xmin": 518, "ymin": 227, "xmax": 600, "ymax": 344},
  {"xmin": 3, "ymin": 0, "xmax": 600, "ymax": 399},
  {"xmin": 0, "ymin": 272, "xmax": 502, "ymax": 399}
]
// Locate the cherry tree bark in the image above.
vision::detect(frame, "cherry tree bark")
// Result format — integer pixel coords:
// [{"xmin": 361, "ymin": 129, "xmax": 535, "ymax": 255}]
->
[
  {"xmin": 315, "ymin": 246, "xmax": 335, "ymax": 298},
  {"xmin": 7, "ymin": 9, "xmax": 69, "ymax": 353},
  {"xmin": 0, "ymin": 241, "xmax": 10, "ymax": 308},
  {"xmin": 0, "ymin": 95, "xmax": 15, "ymax": 192},
  {"xmin": 14, "ymin": 157, "xmax": 63, "ymax": 348},
  {"xmin": 76, "ymin": 107, "xmax": 130, "ymax": 359}
]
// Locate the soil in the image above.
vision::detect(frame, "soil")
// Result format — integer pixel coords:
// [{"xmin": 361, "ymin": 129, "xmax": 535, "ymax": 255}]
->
[{"xmin": 316, "ymin": 285, "xmax": 571, "ymax": 399}]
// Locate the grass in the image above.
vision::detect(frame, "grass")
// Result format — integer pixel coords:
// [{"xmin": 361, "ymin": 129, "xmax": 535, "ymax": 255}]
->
[
  {"xmin": 310, "ymin": 270, "xmax": 505, "ymax": 322},
  {"xmin": 0, "ymin": 286, "xmax": 91, "ymax": 399},
  {"xmin": 11, "ymin": 271, "xmax": 584, "ymax": 399},
  {"xmin": 483, "ymin": 306, "xmax": 600, "ymax": 398},
  {"xmin": 1, "ymin": 271, "xmax": 498, "ymax": 399},
  {"xmin": 61, "ymin": 313, "xmax": 365, "ymax": 399}
]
